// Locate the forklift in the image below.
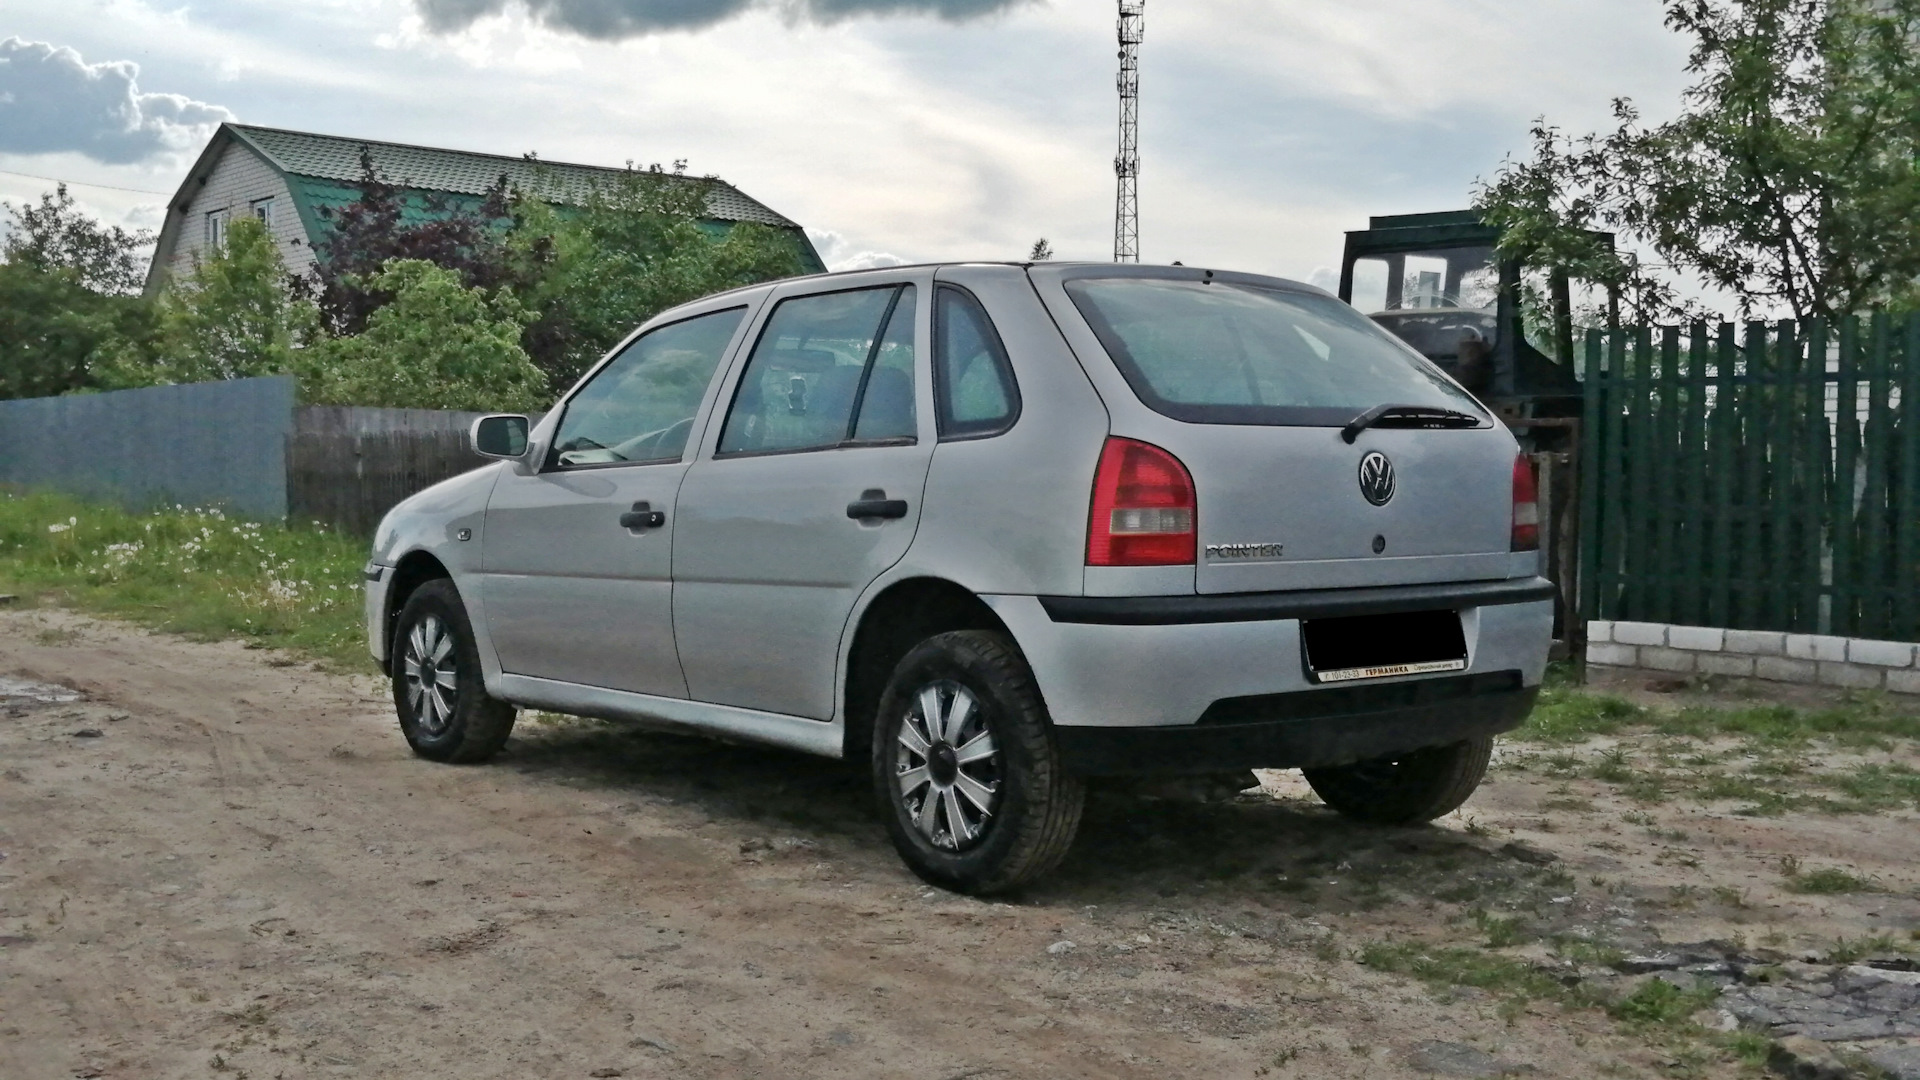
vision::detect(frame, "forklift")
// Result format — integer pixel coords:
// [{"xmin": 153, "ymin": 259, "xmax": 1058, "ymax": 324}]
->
[{"xmin": 1335, "ymin": 209, "xmax": 1614, "ymax": 450}]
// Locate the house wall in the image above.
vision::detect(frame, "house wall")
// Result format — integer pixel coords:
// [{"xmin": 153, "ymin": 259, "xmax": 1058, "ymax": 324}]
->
[{"xmin": 166, "ymin": 142, "xmax": 313, "ymax": 283}]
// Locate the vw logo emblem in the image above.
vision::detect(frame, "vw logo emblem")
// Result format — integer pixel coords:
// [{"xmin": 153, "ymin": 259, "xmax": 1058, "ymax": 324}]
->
[{"xmin": 1358, "ymin": 451, "xmax": 1396, "ymax": 506}]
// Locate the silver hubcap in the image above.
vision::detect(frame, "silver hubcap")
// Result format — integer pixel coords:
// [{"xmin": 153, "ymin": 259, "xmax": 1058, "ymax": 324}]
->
[
  {"xmin": 895, "ymin": 681, "xmax": 1001, "ymax": 851},
  {"xmin": 402, "ymin": 615, "xmax": 458, "ymax": 736}
]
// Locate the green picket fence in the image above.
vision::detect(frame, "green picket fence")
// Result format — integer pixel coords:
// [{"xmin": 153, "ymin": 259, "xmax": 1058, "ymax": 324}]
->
[{"xmin": 1578, "ymin": 313, "xmax": 1920, "ymax": 640}]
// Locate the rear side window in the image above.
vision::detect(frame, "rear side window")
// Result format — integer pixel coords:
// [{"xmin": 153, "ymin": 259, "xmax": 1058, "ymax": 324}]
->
[
  {"xmin": 549, "ymin": 306, "xmax": 746, "ymax": 469},
  {"xmin": 717, "ymin": 285, "xmax": 917, "ymax": 456},
  {"xmin": 934, "ymin": 285, "xmax": 1019, "ymax": 439},
  {"xmin": 1064, "ymin": 277, "xmax": 1485, "ymax": 427}
]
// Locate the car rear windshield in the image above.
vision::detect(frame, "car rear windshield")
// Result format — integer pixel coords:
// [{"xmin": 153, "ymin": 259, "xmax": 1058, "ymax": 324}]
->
[{"xmin": 1064, "ymin": 277, "xmax": 1486, "ymax": 426}]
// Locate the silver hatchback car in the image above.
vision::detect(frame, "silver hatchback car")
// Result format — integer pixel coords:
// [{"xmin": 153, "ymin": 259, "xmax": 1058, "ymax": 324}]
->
[{"xmin": 364, "ymin": 263, "xmax": 1553, "ymax": 893}]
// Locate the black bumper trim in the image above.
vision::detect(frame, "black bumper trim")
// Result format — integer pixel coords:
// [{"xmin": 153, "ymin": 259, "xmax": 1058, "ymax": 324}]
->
[
  {"xmin": 1038, "ymin": 575, "xmax": 1555, "ymax": 626},
  {"xmin": 1054, "ymin": 672, "xmax": 1537, "ymax": 776}
]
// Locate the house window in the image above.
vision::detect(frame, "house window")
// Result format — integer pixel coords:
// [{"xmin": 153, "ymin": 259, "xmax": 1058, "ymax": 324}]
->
[
  {"xmin": 206, "ymin": 209, "xmax": 230, "ymax": 249},
  {"xmin": 250, "ymin": 198, "xmax": 275, "ymax": 230}
]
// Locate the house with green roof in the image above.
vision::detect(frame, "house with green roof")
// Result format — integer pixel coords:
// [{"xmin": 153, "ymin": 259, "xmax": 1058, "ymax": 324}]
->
[{"xmin": 144, "ymin": 123, "xmax": 825, "ymax": 296}]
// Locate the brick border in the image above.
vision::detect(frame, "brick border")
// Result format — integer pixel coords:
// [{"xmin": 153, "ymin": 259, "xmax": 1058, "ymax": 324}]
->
[{"xmin": 1588, "ymin": 621, "xmax": 1920, "ymax": 694}]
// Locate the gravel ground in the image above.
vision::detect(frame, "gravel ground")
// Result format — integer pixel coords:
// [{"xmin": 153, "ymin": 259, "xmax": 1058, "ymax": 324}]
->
[{"xmin": 3, "ymin": 607, "xmax": 1916, "ymax": 1079}]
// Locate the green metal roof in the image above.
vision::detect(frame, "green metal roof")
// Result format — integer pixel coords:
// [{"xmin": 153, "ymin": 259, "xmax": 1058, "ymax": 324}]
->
[
  {"xmin": 226, "ymin": 123, "xmax": 801, "ymax": 229},
  {"xmin": 1367, "ymin": 210, "xmax": 1484, "ymax": 231}
]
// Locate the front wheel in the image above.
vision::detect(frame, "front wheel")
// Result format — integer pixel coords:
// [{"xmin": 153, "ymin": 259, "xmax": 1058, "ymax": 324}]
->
[
  {"xmin": 1302, "ymin": 736, "xmax": 1492, "ymax": 825},
  {"xmin": 391, "ymin": 579, "xmax": 516, "ymax": 763},
  {"xmin": 873, "ymin": 631, "xmax": 1084, "ymax": 895}
]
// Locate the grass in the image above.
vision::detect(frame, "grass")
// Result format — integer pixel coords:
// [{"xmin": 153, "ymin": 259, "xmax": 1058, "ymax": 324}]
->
[
  {"xmin": 1824, "ymin": 934, "xmax": 1913, "ymax": 963},
  {"xmin": 1607, "ymin": 978, "xmax": 1717, "ymax": 1027},
  {"xmin": 1517, "ymin": 687, "xmax": 1920, "ymax": 749},
  {"xmin": 1507, "ymin": 678, "xmax": 1920, "ymax": 815},
  {"xmin": 1356, "ymin": 941, "xmax": 1576, "ymax": 1003},
  {"xmin": 0, "ymin": 488, "xmax": 372, "ymax": 669},
  {"xmin": 1520, "ymin": 686, "xmax": 1647, "ymax": 743},
  {"xmin": 1781, "ymin": 864, "xmax": 1881, "ymax": 895},
  {"xmin": 1472, "ymin": 909, "xmax": 1531, "ymax": 949},
  {"xmin": 1363, "ymin": 936, "xmax": 1774, "ymax": 1076}
]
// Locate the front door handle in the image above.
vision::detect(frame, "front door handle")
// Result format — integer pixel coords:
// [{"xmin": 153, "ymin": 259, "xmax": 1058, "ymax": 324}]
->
[
  {"xmin": 619, "ymin": 501, "xmax": 666, "ymax": 531},
  {"xmin": 847, "ymin": 489, "xmax": 909, "ymax": 521}
]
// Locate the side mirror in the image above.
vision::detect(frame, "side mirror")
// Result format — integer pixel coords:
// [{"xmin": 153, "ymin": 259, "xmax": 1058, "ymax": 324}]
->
[{"xmin": 471, "ymin": 414, "xmax": 530, "ymax": 460}]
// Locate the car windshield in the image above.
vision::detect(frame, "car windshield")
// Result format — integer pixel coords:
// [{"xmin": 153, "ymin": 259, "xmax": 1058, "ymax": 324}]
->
[{"xmin": 1064, "ymin": 277, "xmax": 1485, "ymax": 427}]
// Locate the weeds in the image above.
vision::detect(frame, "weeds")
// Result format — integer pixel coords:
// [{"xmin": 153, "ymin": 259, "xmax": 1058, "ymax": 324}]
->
[
  {"xmin": 1472, "ymin": 909, "xmax": 1530, "ymax": 949},
  {"xmin": 1522, "ymin": 687, "xmax": 1644, "ymax": 742},
  {"xmin": 1609, "ymin": 978, "xmax": 1717, "ymax": 1027},
  {"xmin": 1783, "ymin": 867, "xmax": 1880, "ymax": 895},
  {"xmin": 1356, "ymin": 942, "xmax": 1573, "ymax": 1003},
  {"xmin": 1505, "ymin": 681, "xmax": 1920, "ymax": 816},
  {"xmin": 0, "ymin": 489, "xmax": 370, "ymax": 668},
  {"xmin": 1824, "ymin": 934, "xmax": 1911, "ymax": 963}
]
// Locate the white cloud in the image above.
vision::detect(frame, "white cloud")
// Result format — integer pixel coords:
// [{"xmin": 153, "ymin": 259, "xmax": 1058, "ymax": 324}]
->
[
  {"xmin": 0, "ymin": 37, "xmax": 234, "ymax": 164},
  {"xmin": 807, "ymin": 228, "xmax": 905, "ymax": 271}
]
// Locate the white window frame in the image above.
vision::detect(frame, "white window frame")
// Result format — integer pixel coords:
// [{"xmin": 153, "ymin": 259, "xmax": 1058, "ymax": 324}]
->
[{"xmin": 206, "ymin": 208, "xmax": 231, "ymax": 250}]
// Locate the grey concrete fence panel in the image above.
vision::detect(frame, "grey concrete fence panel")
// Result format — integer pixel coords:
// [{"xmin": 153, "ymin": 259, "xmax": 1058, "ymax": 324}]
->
[{"xmin": 0, "ymin": 376, "xmax": 297, "ymax": 520}]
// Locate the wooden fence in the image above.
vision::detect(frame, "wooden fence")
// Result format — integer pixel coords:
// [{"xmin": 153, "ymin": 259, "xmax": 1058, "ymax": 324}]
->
[
  {"xmin": 287, "ymin": 429, "xmax": 487, "ymax": 536},
  {"xmin": 1578, "ymin": 313, "xmax": 1919, "ymax": 639}
]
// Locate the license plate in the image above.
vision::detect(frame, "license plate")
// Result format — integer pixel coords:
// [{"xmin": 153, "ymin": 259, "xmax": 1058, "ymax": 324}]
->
[{"xmin": 1302, "ymin": 609, "xmax": 1468, "ymax": 684}]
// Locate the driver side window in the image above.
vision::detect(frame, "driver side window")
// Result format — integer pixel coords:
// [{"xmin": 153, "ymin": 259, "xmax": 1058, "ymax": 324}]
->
[{"xmin": 549, "ymin": 307, "xmax": 746, "ymax": 469}]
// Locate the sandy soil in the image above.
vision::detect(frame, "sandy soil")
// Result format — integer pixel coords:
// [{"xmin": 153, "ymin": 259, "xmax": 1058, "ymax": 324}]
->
[{"xmin": 3, "ymin": 607, "xmax": 1916, "ymax": 1080}]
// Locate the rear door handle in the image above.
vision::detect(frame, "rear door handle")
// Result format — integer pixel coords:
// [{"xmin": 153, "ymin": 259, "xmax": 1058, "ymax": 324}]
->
[
  {"xmin": 619, "ymin": 501, "xmax": 666, "ymax": 531},
  {"xmin": 847, "ymin": 489, "xmax": 909, "ymax": 520}
]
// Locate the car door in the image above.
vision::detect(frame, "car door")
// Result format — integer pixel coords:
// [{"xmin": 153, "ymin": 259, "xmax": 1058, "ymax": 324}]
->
[
  {"xmin": 672, "ymin": 273, "xmax": 935, "ymax": 719},
  {"xmin": 480, "ymin": 302, "xmax": 754, "ymax": 697}
]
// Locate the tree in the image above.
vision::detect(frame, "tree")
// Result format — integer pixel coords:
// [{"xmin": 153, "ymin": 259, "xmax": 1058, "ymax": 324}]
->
[
  {"xmin": 0, "ymin": 186, "xmax": 156, "ymax": 398},
  {"xmin": 305, "ymin": 149, "xmax": 516, "ymax": 337},
  {"xmin": 509, "ymin": 164, "xmax": 810, "ymax": 393},
  {"xmin": 1028, "ymin": 238, "xmax": 1054, "ymax": 261},
  {"xmin": 1475, "ymin": 0, "xmax": 1920, "ymax": 321},
  {"xmin": 2, "ymin": 184, "xmax": 153, "ymax": 295},
  {"xmin": 101, "ymin": 216, "xmax": 318, "ymax": 388},
  {"xmin": 0, "ymin": 262, "xmax": 152, "ymax": 399},
  {"xmin": 296, "ymin": 260, "xmax": 545, "ymax": 412}
]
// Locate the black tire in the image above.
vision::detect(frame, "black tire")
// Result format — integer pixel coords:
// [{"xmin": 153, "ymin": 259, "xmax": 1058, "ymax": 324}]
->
[
  {"xmin": 1302, "ymin": 736, "xmax": 1493, "ymax": 825},
  {"xmin": 390, "ymin": 579, "xmax": 516, "ymax": 764},
  {"xmin": 872, "ymin": 630, "xmax": 1084, "ymax": 895}
]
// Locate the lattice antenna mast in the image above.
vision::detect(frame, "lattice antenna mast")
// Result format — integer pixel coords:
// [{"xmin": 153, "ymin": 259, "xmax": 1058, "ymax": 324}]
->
[{"xmin": 1114, "ymin": 0, "xmax": 1144, "ymax": 263}]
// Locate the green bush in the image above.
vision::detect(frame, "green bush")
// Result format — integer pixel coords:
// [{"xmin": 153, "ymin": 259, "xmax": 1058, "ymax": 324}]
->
[{"xmin": 296, "ymin": 259, "xmax": 545, "ymax": 412}]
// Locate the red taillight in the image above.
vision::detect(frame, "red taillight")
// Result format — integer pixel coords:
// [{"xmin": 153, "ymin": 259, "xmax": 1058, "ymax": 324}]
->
[
  {"xmin": 1511, "ymin": 454, "xmax": 1540, "ymax": 552},
  {"xmin": 1087, "ymin": 437, "xmax": 1197, "ymax": 566}
]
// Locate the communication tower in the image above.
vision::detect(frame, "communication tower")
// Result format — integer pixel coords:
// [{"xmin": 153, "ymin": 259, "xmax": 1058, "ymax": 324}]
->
[{"xmin": 1114, "ymin": 0, "xmax": 1144, "ymax": 263}]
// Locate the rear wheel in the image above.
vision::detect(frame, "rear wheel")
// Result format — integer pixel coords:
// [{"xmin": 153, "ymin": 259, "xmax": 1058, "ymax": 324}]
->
[
  {"xmin": 1302, "ymin": 736, "xmax": 1492, "ymax": 825},
  {"xmin": 392, "ymin": 579, "xmax": 516, "ymax": 764},
  {"xmin": 873, "ymin": 630, "xmax": 1084, "ymax": 895}
]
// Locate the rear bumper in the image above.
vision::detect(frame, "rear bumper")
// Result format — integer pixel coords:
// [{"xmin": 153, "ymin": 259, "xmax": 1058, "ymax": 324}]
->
[
  {"xmin": 981, "ymin": 576, "xmax": 1554, "ymax": 774},
  {"xmin": 1054, "ymin": 671, "xmax": 1537, "ymax": 775}
]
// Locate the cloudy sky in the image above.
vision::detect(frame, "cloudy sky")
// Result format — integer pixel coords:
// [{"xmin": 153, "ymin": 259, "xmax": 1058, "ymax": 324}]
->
[{"xmin": 1, "ymin": 0, "xmax": 1694, "ymax": 284}]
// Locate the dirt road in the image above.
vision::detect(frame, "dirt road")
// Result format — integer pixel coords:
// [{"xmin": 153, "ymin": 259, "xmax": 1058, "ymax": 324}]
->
[{"xmin": 4, "ymin": 608, "xmax": 1917, "ymax": 1080}]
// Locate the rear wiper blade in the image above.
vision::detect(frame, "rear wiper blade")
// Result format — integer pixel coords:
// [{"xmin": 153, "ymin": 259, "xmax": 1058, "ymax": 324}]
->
[{"xmin": 1340, "ymin": 403, "xmax": 1482, "ymax": 444}]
